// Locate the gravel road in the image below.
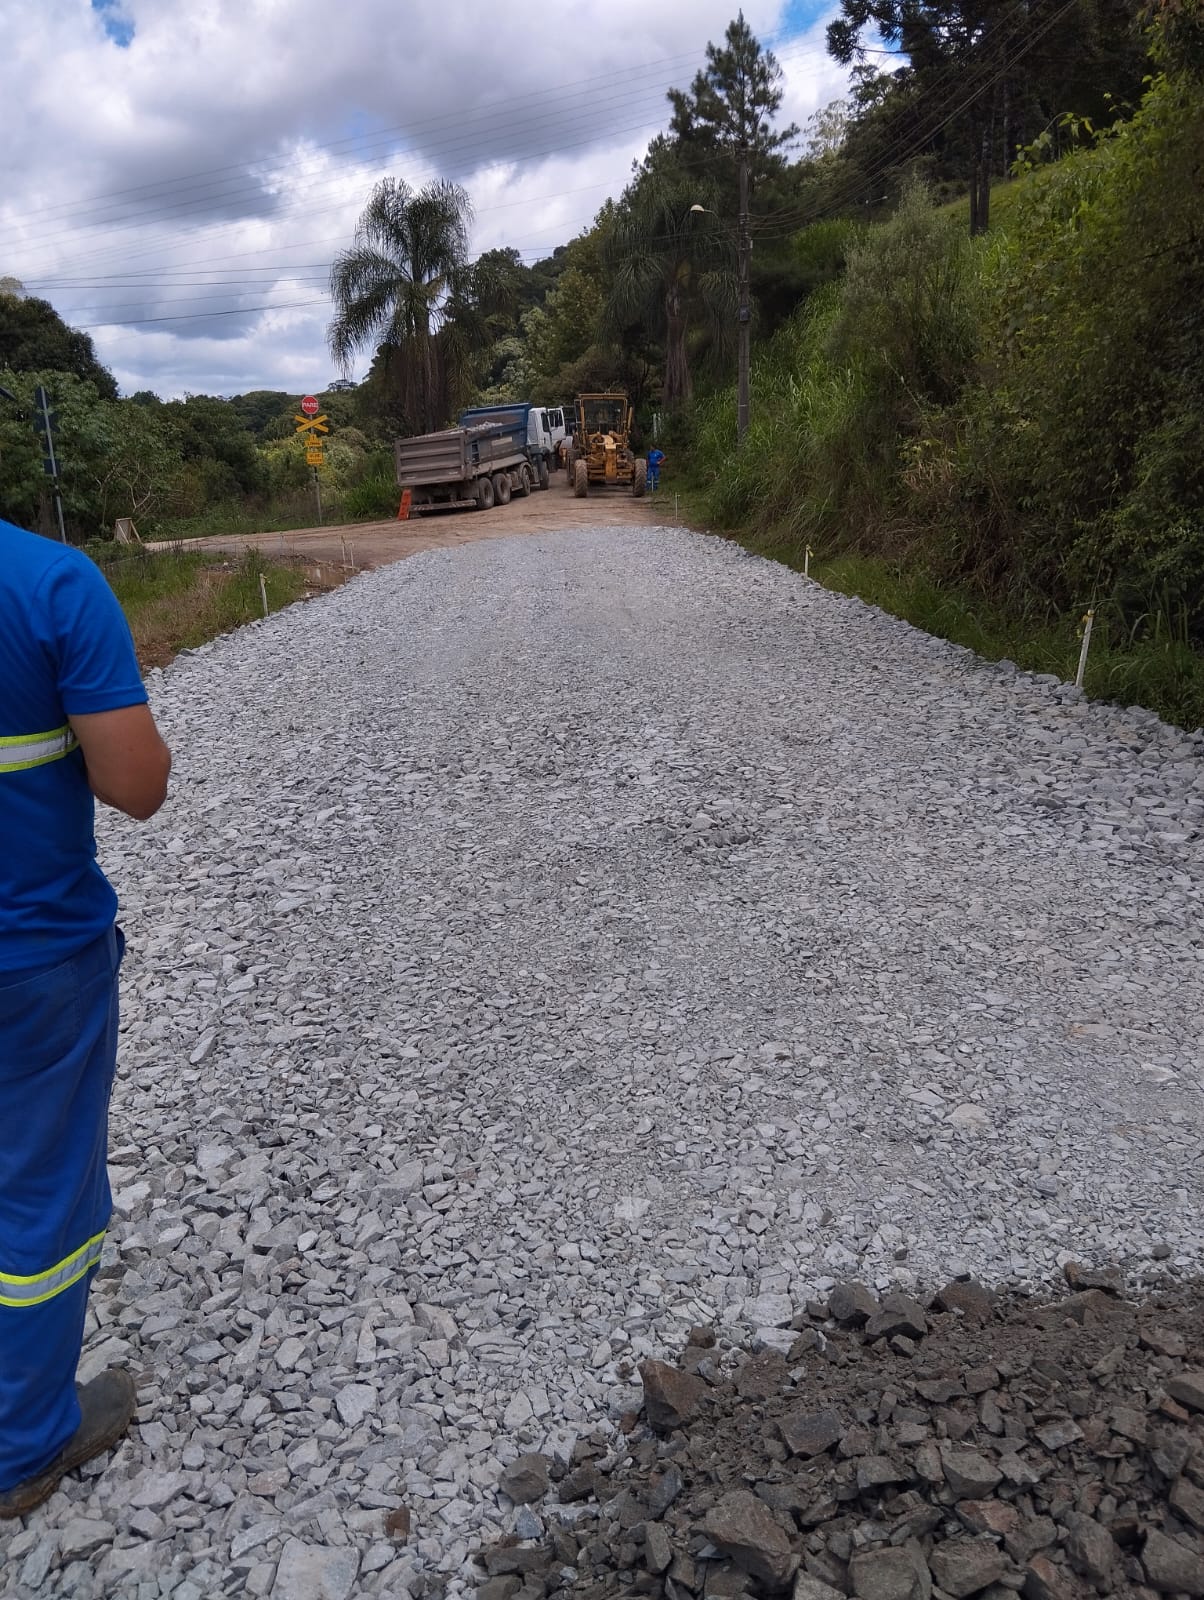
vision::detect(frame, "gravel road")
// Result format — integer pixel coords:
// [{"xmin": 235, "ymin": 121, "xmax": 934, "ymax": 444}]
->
[{"xmin": 5, "ymin": 525, "xmax": 1202, "ymax": 1599}]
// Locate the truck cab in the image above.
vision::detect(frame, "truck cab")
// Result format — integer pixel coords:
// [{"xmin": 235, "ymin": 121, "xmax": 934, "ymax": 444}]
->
[{"xmin": 542, "ymin": 407, "xmax": 567, "ymax": 457}]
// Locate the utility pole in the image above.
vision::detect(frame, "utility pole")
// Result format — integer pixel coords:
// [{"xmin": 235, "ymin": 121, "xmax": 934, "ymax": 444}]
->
[
  {"xmin": 690, "ymin": 160, "xmax": 752, "ymax": 441},
  {"xmin": 736, "ymin": 149, "xmax": 751, "ymax": 443},
  {"xmin": 33, "ymin": 386, "xmax": 68, "ymax": 544},
  {"xmin": 1, "ymin": 384, "xmax": 67, "ymax": 543}
]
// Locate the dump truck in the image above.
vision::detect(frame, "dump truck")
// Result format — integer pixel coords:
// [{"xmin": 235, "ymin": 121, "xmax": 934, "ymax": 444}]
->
[
  {"xmin": 565, "ymin": 393, "xmax": 646, "ymax": 497},
  {"xmin": 394, "ymin": 417, "xmax": 545, "ymax": 512},
  {"xmin": 458, "ymin": 403, "xmax": 561, "ymax": 483}
]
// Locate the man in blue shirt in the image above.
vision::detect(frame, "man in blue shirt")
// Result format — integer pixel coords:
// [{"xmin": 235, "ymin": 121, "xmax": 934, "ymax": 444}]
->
[
  {"xmin": 647, "ymin": 446, "xmax": 666, "ymax": 491},
  {"xmin": 0, "ymin": 517, "xmax": 171, "ymax": 1518}
]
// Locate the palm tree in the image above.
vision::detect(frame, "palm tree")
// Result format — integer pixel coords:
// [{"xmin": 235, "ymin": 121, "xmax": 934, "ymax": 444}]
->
[
  {"xmin": 328, "ymin": 178, "xmax": 472, "ymax": 433},
  {"xmin": 602, "ymin": 162, "xmax": 736, "ymax": 409}
]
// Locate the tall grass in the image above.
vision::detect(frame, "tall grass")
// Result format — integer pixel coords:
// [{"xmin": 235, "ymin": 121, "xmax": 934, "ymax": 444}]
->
[
  {"xmin": 151, "ymin": 491, "xmax": 332, "ymax": 543},
  {"xmin": 150, "ymin": 466, "xmax": 399, "ymax": 541},
  {"xmin": 693, "ymin": 286, "xmax": 898, "ymax": 550},
  {"xmin": 94, "ymin": 545, "xmax": 318, "ymax": 667},
  {"xmin": 342, "ymin": 474, "xmax": 401, "ymax": 520}
]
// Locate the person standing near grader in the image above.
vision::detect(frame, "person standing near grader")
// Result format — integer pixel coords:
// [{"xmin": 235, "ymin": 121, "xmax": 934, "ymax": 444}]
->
[{"xmin": 0, "ymin": 515, "xmax": 170, "ymax": 1517}]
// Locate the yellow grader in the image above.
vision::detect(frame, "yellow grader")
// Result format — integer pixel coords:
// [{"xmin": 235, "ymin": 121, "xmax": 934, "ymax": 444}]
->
[{"xmin": 566, "ymin": 394, "xmax": 647, "ymax": 498}]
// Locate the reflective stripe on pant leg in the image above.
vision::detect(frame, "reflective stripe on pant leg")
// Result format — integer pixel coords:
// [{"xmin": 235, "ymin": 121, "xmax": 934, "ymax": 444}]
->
[
  {"xmin": 0, "ymin": 1230, "xmax": 106, "ymax": 1307},
  {"xmin": 0, "ymin": 929, "xmax": 122, "ymax": 1490}
]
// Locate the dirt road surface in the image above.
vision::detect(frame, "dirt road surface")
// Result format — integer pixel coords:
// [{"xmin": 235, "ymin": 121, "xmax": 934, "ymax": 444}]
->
[{"xmin": 146, "ymin": 476, "xmax": 673, "ymax": 569}]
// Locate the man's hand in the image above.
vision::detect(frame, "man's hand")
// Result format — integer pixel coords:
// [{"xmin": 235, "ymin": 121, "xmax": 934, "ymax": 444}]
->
[{"xmin": 69, "ymin": 705, "xmax": 171, "ymax": 820}]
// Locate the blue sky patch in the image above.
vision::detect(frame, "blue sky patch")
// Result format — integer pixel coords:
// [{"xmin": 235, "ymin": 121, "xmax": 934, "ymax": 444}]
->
[
  {"xmin": 92, "ymin": 0, "xmax": 135, "ymax": 48},
  {"xmin": 780, "ymin": 0, "xmax": 832, "ymax": 36}
]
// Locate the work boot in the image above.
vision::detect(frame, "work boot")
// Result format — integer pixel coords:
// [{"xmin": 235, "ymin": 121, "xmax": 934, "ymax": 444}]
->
[{"xmin": 0, "ymin": 1367, "xmax": 137, "ymax": 1519}]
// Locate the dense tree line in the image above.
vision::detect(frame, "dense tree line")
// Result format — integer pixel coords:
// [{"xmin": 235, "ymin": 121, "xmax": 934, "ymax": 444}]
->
[{"xmin": 0, "ymin": 297, "xmax": 395, "ymax": 541}]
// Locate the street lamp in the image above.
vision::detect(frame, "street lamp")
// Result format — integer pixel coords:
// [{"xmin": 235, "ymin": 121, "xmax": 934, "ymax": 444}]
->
[{"xmin": 690, "ymin": 161, "xmax": 752, "ymax": 444}]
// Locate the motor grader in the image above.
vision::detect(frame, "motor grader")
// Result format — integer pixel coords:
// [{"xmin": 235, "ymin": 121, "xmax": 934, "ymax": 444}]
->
[{"xmin": 566, "ymin": 394, "xmax": 647, "ymax": 498}]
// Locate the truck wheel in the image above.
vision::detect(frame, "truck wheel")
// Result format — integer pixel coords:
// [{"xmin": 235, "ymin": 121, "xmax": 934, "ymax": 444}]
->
[
  {"xmin": 476, "ymin": 475, "xmax": 495, "ymax": 510},
  {"xmin": 573, "ymin": 460, "xmax": 588, "ymax": 498},
  {"xmin": 538, "ymin": 458, "xmax": 550, "ymax": 490},
  {"xmin": 493, "ymin": 472, "xmax": 511, "ymax": 506},
  {"xmin": 633, "ymin": 458, "xmax": 648, "ymax": 498},
  {"xmin": 515, "ymin": 464, "xmax": 533, "ymax": 498}
]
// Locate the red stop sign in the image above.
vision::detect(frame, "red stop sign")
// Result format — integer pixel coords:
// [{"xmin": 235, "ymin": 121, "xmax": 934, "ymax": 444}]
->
[{"xmin": 301, "ymin": 394, "xmax": 320, "ymax": 417}]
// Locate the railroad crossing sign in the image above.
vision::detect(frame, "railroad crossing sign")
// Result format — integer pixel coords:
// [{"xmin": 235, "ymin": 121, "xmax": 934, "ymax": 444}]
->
[{"xmin": 295, "ymin": 394, "xmax": 329, "ymax": 477}]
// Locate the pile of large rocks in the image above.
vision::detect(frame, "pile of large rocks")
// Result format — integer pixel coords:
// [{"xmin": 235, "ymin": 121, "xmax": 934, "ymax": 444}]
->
[{"xmin": 472, "ymin": 1272, "xmax": 1204, "ymax": 1600}]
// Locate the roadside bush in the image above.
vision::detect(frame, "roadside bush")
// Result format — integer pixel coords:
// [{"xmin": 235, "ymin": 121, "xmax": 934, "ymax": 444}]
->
[
  {"xmin": 960, "ymin": 71, "xmax": 1204, "ymax": 630},
  {"xmin": 343, "ymin": 475, "xmax": 400, "ymax": 520},
  {"xmin": 826, "ymin": 183, "xmax": 980, "ymax": 415}
]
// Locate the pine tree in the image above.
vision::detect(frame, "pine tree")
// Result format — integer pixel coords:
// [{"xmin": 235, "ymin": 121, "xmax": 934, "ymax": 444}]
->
[{"xmin": 668, "ymin": 11, "xmax": 799, "ymax": 182}]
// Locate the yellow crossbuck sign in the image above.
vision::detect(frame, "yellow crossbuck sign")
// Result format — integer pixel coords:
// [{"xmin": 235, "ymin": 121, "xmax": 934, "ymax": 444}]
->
[{"xmin": 294, "ymin": 414, "xmax": 329, "ymax": 434}]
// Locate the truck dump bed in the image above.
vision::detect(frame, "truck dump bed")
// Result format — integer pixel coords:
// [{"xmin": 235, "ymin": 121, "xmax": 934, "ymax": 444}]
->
[
  {"xmin": 394, "ymin": 422, "xmax": 529, "ymax": 512},
  {"xmin": 394, "ymin": 428, "xmax": 473, "ymax": 487}
]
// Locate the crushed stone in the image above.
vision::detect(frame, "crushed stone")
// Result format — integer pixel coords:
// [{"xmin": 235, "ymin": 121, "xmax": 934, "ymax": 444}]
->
[{"xmin": 1, "ymin": 526, "xmax": 1201, "ymax": 1598}]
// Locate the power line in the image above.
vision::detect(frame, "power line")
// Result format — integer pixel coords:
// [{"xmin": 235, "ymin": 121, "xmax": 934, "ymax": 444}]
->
[
  {"xmin": 8, "ymin": 22, "xmax": 881, "ymax": 240},
  {"xmin": 0, "ymin": 33, "xmax": 833, "ymax": 254},
  {"xmin": 87, "ymin": 297, "xmax": 329, "ymax": 329},
  {"xmin": 9, "ymin": 23, "xmax": 955, "ymax": 351},
  {"xmin": 67, "ymin": 236, "xmax": 600, "ymax": 326},
  {"xmin": 2, "ymin": 44, "xmax": 748, "ymax": 233},
  {"xmin": 18, "ymin": 179, "xmax": 625, "ymax": 290},
  {"xmin": 3, "ymin": 32, "xmax": 841, "ymax": 286},
  {"xmin": 4, "ymin": 85, "xmax": 667, "ymax": 254},
  {"xmin": 64, "ymin": 13, "xmax": 1064, "ymax": 337}
]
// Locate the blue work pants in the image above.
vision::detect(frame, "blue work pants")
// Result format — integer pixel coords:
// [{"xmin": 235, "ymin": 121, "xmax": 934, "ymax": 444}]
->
[{"xmin": 0, "ymin": 926, "xmax": 122, "ymax": 1490}]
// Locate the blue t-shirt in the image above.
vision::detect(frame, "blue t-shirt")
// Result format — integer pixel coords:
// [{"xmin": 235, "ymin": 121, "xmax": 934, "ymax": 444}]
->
[{"xmin": 0, "ymin": 520, "xmax": 147, "ymax": 971}]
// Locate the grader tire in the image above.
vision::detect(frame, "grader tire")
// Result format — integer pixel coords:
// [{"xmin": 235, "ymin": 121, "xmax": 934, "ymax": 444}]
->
[
  {"xmin": 632, "ymin": 458, "xmax": 648, "ymax": 498},
  {"xmin": 515, "ymin": 464, "xmax": 533, "ymax": 498},
  {"xmin": 493, "ymin": 471, "xmax": 512, "ymax": 506},
  {"xmin": 476, "ymin": 475, "xmax": 495, "ymax": 510},
  {"xmin": 573, "ymin": 460, "xmax": 588, "ymax": 498}
]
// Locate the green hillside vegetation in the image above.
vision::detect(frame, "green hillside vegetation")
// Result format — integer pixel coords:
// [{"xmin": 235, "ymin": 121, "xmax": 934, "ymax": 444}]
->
[{"xmin": 688, "ymin": 33, "xmax": 1204, "ymax": 726}]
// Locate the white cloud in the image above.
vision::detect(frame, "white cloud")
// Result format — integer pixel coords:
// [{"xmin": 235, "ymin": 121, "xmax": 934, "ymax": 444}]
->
[{"xmin": 0, "ymin": 0, "xmax": 851, "ymax": 397}]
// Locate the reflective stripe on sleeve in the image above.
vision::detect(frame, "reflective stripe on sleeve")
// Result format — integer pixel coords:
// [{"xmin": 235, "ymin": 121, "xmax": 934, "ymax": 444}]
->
[
  {"xmin": 0, "ymin": 1230, "xmax": 106, "ymax": 1308},
  {"xmin": 0, "ymin": 724, "xmax": 79, "ymax": 774}
]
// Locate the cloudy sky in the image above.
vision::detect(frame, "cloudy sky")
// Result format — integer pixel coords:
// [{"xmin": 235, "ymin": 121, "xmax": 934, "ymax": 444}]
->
[{"xmin": 0, "ymin": 0, "xmax": 853, "ymax": 399}]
